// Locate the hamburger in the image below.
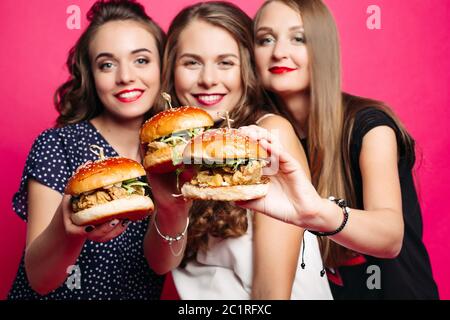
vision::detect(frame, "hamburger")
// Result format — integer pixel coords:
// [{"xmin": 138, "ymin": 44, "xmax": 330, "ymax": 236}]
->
[
  {"xmin": 180, "ymin": 128, "xmax": 270, "ymax": 201},
  {"xmin": 65, "ymin": 157, "xmax": 154, "ymax": 226},
  {"xmin": 140, "ymin": 107, "xmax": 214, "ymax": 174}
]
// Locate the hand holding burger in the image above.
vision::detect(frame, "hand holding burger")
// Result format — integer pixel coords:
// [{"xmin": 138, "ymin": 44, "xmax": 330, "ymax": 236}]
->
[
  {"xmin": 59, "ymin": 194, "xmax": 133, "ymax": 243},
  {"xmin": 235, "ymin": 125, "xmax": 331, "ymax": 231}
]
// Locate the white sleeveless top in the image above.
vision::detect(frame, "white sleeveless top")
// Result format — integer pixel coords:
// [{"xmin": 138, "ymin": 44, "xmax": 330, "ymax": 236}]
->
[{"xmin": 172, "ymin": 211, "xmax": 333, "ymax": 300}]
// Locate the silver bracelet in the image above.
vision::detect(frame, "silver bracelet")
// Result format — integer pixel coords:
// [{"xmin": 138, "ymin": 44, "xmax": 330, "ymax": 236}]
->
[{"xmin": 153, "ymin": 211, "xmax": 189, "ymax": 256}]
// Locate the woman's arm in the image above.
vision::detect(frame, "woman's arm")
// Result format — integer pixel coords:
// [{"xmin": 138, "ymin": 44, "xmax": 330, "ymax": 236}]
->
[
  {"xmin": 238, "ymin": 125, "xmax": 404, "ymax": 259},
  {"xmin": 251, "ymin": 116, "xmax": 306, "ymax": 299},
  {"xmin": 25, "ymin": 180, "xmax": 129, "ymax": 295},
  {"xmin": 143, "ymin": 172, "xmax": 191, "ymax": 275},
  {"xmin": 327, "ymin": 126, "xmax": 403, "ymax": 258}
]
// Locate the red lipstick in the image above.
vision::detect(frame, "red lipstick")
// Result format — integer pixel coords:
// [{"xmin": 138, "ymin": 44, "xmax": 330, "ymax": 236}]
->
[
  {"xmin": 114, "ymin": 89, "xmax": 144, "ymax": 103},
  {"xmin": 269, "ymin": 66, "xmax": 297, "ymax": 74}
]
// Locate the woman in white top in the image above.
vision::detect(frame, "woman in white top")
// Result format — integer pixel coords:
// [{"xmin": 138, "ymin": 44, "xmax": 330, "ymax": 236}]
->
[{"xmin": 143, "ymin": 1, "xmax": 332, "ymax": 300}]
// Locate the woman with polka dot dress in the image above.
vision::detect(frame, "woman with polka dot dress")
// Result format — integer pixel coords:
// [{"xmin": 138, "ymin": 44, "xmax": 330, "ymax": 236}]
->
[{"xmin": 8, "ymin": 0, "xmax": 166, "ymax": 300}]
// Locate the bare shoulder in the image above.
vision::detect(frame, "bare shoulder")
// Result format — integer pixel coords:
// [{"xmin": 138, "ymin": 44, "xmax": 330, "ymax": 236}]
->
[
  {"xmin": 256, "ymin": 114, "xmax": 310, "ymax": 177},
  {"xmin": 256, "ymin": 114, "xmax": 299, "ymax": 139},
  {"xmin": 257, "ymin": 114, "xmax": 300, "ymax": 148},
  {"xmin": 256, "ymin": 114, "xmax": 293, "ymax": 130}
]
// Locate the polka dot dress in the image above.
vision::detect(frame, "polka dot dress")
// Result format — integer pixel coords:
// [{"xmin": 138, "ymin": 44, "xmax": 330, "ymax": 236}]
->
[{"xmin": 8, "ymin": 121, "xmax": 164, "ymax": 300}]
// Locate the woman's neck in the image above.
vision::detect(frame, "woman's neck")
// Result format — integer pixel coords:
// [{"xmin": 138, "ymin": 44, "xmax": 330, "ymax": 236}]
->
[
  {"xmin": 90, "ymin": 113, "xmax": 144, "ymax": 162},
  {"xmin": 279, "ymin": 91, "xmax": 310, "ymax": 138}
]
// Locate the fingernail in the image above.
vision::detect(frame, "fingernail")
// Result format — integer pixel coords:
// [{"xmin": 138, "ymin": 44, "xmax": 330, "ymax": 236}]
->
[
  {"xmin": 85, "ymin": 225, "xmax": 95, "ymax": 233},
  {"xmin": 122, "ymin": 219, "xmax": 130, "ymax": 227},
  {"xmin": 110, "ymin": 219, "xmax": 119, "ymax": 227}
]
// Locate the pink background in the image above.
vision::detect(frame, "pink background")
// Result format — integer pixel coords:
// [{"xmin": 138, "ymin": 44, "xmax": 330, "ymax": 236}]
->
[{"xmin": 0, "ymin": 0, "xmax": 448, "ymax": 299}]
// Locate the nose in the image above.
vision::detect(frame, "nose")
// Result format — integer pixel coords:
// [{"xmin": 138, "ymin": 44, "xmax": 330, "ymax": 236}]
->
[
  {"xmin": 198, "ymin": 63, "xmax": 219, "ymax": 88},
  {"xmin": 116, "ymin": 63, "xmax": 136, "ymax": 85},
  {"xmin": 272, "ymin": 39, "xmax": 289, "ymax": 61}
]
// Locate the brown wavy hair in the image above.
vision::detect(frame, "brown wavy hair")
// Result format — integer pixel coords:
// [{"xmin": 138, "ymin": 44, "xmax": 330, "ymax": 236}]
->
[
  {"xmin": 255, "ymin": 0, "xmax": 415, "ymax": 268},
  {"xmin": 182, "ymin": 201, "xmax": 250, "ymax": 264},
  {"xmin": 54, "ymin": 0, "xmax": 165, "ymax": 127},
  {"xmin": 159, "ymin": 1, "xmax": 276, "ymax": 264}
]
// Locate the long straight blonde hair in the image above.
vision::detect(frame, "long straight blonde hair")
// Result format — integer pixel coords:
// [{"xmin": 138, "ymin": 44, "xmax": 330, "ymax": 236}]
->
[{"xmin": 255, "ymin": 0, "xmax": 415, "ymax": 267}]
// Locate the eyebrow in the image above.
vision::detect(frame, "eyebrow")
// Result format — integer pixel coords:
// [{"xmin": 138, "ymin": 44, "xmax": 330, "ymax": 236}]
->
[
  {"xmin": 94, "ymin": 48, "xmax": 152, "ymax": 61},
  {"xmin": 256, "ymin": 26, "xmax": 305, "ymax": 33},
  {"xmin": 178, "ymin": 53, "xmax": 239, "ymax": 60}
]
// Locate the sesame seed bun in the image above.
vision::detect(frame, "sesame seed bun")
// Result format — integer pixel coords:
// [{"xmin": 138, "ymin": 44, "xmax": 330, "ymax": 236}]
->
[
  {"xmin": 65, "ymin": 157, "xmax": 146, "ymax": 196},
  {"xmin": 140, "ymin": 106, "xmax": 214, "ymax": 173},
  {"xmin": 140, "ymin": 106, "xmax": 214, "ymax": 143},
  {"xmin": 182, "ymin": 128, "xmax": 269, "ymax": 164}
]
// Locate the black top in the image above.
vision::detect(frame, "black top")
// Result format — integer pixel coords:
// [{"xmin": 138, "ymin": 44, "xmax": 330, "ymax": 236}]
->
[
  {"xmin": 8, "ymin": 121, "xmax": 164, "ymax": 300},
  {"xmin": 328, "ymin": 107, "xmax": 439, "ymax": 299}
]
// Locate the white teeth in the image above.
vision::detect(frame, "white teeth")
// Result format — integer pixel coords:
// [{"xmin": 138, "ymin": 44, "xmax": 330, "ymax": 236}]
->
[
  {"xmin": 197, "ymin": 95, "xmax": 223, "ymax": 103},
  {"xmin": 118, "ymin": 91, "xmax": 141, "ymax": 99}
]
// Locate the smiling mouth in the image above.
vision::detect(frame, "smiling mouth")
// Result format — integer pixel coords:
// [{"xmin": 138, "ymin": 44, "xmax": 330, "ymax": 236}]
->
[
  {"xmin": 192, "ymin": 94, "xmax": 225, "ymax": 106},
  {"xmin": 114, "ymin": 89, "xmax": 144, "ymax": 103},
  {"xmin": 269, "ymin": 67, "xmax": 298, "ymax": 74}
]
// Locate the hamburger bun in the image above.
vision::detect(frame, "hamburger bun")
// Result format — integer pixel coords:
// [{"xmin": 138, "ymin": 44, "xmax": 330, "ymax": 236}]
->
[
  {"xmin": 70, "ymin": 194, "xmax": 154, "ymax": 226},
  {"xmin": 65, "ymin": 157, "xmax": 154, "ymax": 226},
  {"xmin": 181, "ymin": 177, "xmax": 270, "ymax": 201},
  {"xmin": 142, "ymin": 141, "xmax": 185, "ymax": 174},
  {"xmin": 140, "ymin": 106, "xmax": 214, "ymax": 143},
  {"xmin": 182, "ymin": 128, "xmax": 269, "ymax": 164},
  {"xmin": 140, "ymin": 106, "xmax": 214, "ymax": 173},
  {"xmin": 65, "ymin": 157, "xmax": 146, "ymax": 195}
]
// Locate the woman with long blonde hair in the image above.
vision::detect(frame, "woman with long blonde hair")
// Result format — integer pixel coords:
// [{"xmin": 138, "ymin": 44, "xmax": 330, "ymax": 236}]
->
[{"xmin": 240, "ymin": 0, "xmax": 439, "ymax": 299}]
